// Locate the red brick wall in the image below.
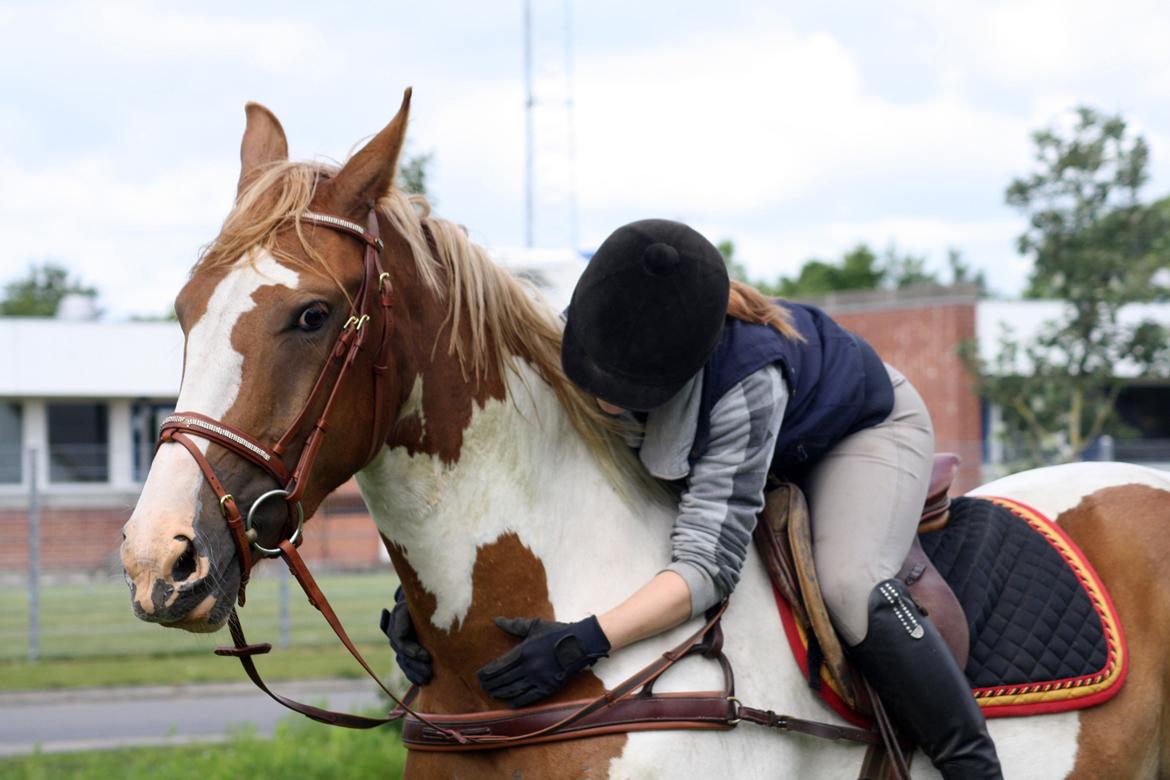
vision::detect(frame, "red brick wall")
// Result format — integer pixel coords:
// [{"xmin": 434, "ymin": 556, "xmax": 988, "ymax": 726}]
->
[
  {"xmin": 826, "ymin": 297, "xmax": 984, "ymax": 493},
  {"xmin": 0, "ymin": 507, "xmax": 127, "ymax": 571}
]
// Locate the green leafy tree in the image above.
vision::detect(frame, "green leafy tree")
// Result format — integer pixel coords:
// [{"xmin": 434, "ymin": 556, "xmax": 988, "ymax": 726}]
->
[
  {"xmin": 1, "ymin": 262, "xmax": 98, "ymax": 316},
  {"xmin": 775, "ymin": 243, "xmax": 886, "ymax": 297},
  {"xmin": 881, "ymin": 246, "xmax": 937, "ymax": 289},
  {"xmin": 731, "ymin": 242, "xmax": 985, "ymax": 300},
  {"xmin": 964, "ymin": 107, "xmax": 1170, "ymax": 467},
  {"xmin": 945, "ymin": 248, "xmax": 987, "ymax": 294},
  {"xmin": 716, "ymin": 238, "xmax": 750, "ymax": 283},
  {"xmin": 398, "ymin": 150, "xmax": 434, "ymax": 197}
]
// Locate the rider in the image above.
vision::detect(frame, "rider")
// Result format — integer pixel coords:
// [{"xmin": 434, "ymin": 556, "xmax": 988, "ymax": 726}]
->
[{"xmin": 382, "ymin": 219, "xmax": 1002, "ymax": 779}]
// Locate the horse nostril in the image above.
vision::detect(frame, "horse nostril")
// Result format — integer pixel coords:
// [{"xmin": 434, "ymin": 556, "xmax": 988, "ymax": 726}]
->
[{"xmin": 172, "ymin": 536, "xmax": 198, "ymax": 583}]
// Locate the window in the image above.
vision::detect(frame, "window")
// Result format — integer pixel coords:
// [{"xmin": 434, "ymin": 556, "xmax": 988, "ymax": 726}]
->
[
  {"xmin": 0, "ymin": 402, "xmax": 21, "ymax": 484},
  {"xmin": 1112, "ymin": 384, "xmax": 1170, "ymax": 463},
  {"xmin": 48, "ymin": 403, "xmax": 109, "ymax": 483},
  {"xmin": 132, "ymin": 402, "xmax": 175, "ymax": 481}
]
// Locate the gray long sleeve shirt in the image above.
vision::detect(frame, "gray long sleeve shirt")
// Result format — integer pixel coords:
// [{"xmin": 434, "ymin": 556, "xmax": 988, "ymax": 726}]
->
[{"xmin": 618, "ymin": 365, "xmax": 789, "ymax": 617}]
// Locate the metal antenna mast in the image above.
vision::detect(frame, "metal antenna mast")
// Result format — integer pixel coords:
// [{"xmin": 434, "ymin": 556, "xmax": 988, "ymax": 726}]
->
[
  {"xmin": 523, "ymin": 0, "xmax": 578, "ymax": 250},
  {"xmin": 524, "ymin": 0, "xmax": 534, "ymax": 248},
  {"xmin": 564, "ymin": 0, "xmax": 578, "ymax": 251}
]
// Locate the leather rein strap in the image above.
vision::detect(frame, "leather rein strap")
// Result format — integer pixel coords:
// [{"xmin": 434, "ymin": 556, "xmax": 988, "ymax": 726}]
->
[{"xmin": 158, "ymin": 207, "xmax": 895, "ymax": 764}]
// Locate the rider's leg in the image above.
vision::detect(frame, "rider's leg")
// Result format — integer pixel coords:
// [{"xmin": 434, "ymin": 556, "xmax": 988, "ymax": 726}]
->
[{"xmin": 805, "ymin": 365, "xmax": 1002, "ymax": 780}]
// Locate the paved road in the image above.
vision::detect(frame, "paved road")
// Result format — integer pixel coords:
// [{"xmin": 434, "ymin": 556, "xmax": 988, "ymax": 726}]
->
[{"xmin": 0, "ymin": 679, "xmax": 384, "ymax": 756}]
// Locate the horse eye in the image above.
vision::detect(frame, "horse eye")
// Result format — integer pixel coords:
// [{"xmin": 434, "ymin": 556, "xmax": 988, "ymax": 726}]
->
[{"xmin": 296, "ymin": 303, "xmax": 329, "ymax": 332}]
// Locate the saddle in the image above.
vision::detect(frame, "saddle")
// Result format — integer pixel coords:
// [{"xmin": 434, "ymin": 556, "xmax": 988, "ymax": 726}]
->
[{"xmin": 754, "ymin": 453, "xmax": 967, "ymax": 714}]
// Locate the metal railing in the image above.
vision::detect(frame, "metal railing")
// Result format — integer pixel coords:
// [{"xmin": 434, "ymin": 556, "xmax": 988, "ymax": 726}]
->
[{"xmin": 1, "ymin": 447, "xmax": 396, "ymax": 663}]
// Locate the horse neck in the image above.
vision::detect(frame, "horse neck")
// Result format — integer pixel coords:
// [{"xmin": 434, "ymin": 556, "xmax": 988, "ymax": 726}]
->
[{"xmin": 358, "ymin": 354, "xmax": 674, "ymax": 710}]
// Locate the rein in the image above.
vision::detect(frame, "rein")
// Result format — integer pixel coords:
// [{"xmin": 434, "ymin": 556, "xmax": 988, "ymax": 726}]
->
[{"xmin": 159, "ymin": 207, "xmax": 899, "ymax": 769}]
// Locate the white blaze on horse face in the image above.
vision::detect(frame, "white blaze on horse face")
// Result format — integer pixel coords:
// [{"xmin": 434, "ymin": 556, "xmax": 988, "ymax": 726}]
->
[{"xmin": 124, "ymin": 251, "xmax": 299, "ymax": 589}]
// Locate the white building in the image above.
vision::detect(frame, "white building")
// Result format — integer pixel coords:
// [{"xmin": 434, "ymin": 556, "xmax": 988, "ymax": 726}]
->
[
  {"xmin": 0, "ymin": 249, "xmax": 589, "ymax": 511},
  {"xmin": 0, "ymin": 317, "xmax": 182, "ymax": 508},
  {"xmin": 4, "ymin": 283, "xmax": 1167, "ymax": 510}
]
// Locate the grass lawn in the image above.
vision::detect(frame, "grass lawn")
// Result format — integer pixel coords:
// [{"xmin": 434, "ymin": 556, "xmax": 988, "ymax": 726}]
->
[
  {"xmin": 0, "ymin": 714, "xmax": 408, "ymax": 779},
  {"xmin": 0, "ymin": 570, "xmax": 400, "ymax": 690}
]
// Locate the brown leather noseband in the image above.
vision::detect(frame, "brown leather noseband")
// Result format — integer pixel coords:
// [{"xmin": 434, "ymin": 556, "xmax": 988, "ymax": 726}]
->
[{"xmin": 157, "ymin": 208, "xmax": 394, "ymax": 604}]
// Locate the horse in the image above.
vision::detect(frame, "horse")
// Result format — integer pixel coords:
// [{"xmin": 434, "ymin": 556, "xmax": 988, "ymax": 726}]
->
[{"xmin": 120, "ymin": 90, "xmax": 1170, "ymax": 779}]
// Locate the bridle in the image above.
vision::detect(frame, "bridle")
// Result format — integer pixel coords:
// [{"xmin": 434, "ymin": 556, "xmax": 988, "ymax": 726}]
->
[
  {"xmin": 158, "ymin": 207, "xmax": 394, "ymax": 603},
  {"xmin": 153, "ymin": 206, "xmax": 908, "ymax": 773}
]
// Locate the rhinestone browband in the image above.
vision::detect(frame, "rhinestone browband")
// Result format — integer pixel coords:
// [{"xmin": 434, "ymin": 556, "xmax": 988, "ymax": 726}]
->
[
  {"xmin": 302, "ymin": 212, "xmax": 364, "ymax": 234},
  {"xmin": 162, "ymin": 415, "xmax": 272, "ymax": 462}
]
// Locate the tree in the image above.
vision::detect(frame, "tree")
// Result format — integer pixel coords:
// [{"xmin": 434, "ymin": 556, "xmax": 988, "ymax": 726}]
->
[
  {"xmin": 398, "ymin": 150, "xmax": 434, "ymax": 197},
  {"xmin": 774, "ymin": 243, "xmax": 886, "ymax": 297},
  {"xmin": 716, "ymin": 238, "xmax": 750, "ymax": 283},
  {"xmin": 0, "ymin": 262, "xmax": 98, "ymax": 317},
  {"xmin": 881, "ymin": 246, "xmax": 936, "ymax": 290},
  {"xmin": 1008, "ymin": 107, "xmax": 1163, "ymax": 302},
  {"xmin": 964, "ymin": 107, "xmax": 1170, "ymax": 467},
  {"xmin": 728, "ymin": 241, "xmax": 987, "ymax": 300},
  {"xmin": 945, "ymin": 249, "xmax": 987, "ymax": 294}
]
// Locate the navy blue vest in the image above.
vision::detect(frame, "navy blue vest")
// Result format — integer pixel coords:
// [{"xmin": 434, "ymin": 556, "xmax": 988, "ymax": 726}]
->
[{"xmin": 690, "ymin": 303, "xmax": 894, "ymax": 475}]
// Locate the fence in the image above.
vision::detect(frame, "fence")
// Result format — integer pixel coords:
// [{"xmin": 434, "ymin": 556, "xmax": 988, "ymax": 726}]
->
[
  {"xmin": 0, "ymin": 447, "xmax": 397, "ymax": 663},
  {"xmin": 3, "ymin": 439, "xmax": 1169, "ymax": 664},
  {"xmin": 0, "ymin": 567, "xmax": 398, "ymax": 663}
]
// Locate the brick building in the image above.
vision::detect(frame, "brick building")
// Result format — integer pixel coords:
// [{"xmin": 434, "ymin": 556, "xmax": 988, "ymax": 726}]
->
[
  {"xmin": 812, "ymin": 285, "xmax": 1170, "ymax": 493},
  {"xmin": 812, "ymin": 285, "xmax": 985, "ymax": 492},
  {"xmin": 4, "ymin": 280, "xmax": 1168, "ymax": 574}
]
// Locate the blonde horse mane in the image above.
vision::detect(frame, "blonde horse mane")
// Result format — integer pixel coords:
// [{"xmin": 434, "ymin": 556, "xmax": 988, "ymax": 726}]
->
[{"xmin": 196, "ymin": 160, "xmax": 659, "ymax": 500}]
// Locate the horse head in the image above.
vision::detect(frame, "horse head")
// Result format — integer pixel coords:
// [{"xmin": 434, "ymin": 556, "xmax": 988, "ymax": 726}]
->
[
  {"xmin": 119, "ymin": 89, "xmax": 664, "ymax": 734},
  {"xmin": 121, "ymin": 91, "xmax": 425, "ymax": 630}
]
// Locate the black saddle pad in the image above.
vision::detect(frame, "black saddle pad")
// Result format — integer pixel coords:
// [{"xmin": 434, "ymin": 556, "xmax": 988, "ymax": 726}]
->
[{"xmin": 918, "ymin": 496, "xmax": 1126, "ymax": 715}]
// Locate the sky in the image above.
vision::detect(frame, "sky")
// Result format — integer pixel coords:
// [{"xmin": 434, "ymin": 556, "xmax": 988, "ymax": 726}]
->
[{"xmin": 3, "ymin": 0, "xmax": 1170, "ymax": 318}]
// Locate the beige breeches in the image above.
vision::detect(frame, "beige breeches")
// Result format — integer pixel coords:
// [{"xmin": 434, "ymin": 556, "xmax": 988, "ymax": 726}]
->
[{"xmin": 805, "ymin": 365, "xmax": 935, "ymax": 646}]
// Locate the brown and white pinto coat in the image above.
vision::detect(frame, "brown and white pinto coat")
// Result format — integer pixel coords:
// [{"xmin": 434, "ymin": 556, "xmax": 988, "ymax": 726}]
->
[{"xmin": 121, "ymin": 93, "xmax": 1170, "ymax": 778}]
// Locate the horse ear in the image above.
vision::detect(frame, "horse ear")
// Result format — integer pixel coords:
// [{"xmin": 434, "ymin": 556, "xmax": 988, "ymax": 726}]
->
[
  {"xmin": 238, "ymin": 102, "xmax": 289, "ymax": 196},
  {"xmin": 328, "ymin": 88, "xmax": 412, "ymax": 215}
]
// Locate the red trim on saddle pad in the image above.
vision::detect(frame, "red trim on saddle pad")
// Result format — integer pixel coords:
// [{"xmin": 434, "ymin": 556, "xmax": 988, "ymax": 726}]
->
[
  {"xmin": 772, "ymin": 588, "xmax": 872, "ymax": 728},
  {"xmin": 773, "ymin": 496, "xmax": 1128, "ymax": 722}
]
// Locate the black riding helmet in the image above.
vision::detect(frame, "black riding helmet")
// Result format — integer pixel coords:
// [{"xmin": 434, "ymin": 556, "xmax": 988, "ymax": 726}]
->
[{"xmin": 562, "ymin": 219, "xmax": 730, "ymax": 411}]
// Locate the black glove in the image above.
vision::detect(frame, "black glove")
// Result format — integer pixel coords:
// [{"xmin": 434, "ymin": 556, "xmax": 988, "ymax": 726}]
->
[
  {"xmin": 379, "ymin": 585, "xmax": 432, "ymax": 686},
  {"xmin": 476, "ymin": 615, "xmax": 610, "ymax": 708}
]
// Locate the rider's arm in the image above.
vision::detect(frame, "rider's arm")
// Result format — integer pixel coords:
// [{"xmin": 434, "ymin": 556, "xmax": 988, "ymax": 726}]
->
[{"xmin": 599, "ymin": 365, "xmax": 788, "ymax": 650}]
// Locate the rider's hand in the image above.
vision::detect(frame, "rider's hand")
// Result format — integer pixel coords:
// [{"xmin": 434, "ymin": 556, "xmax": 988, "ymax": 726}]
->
[
  {"xmin": 477, "ymin": 615, "xmax": 610, "ymax": 707},
  {"xmin": 379, "ymin": 585, "xmax": 433, "ymax": 686}
]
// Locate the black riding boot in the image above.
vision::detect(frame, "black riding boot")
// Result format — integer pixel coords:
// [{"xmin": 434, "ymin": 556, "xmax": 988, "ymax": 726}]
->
[{"xmin": 849, "ymin": 579, "xmax": 1003, "ymax": 780}]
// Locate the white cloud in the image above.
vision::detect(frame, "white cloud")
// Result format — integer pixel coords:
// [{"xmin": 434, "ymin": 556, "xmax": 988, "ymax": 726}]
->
[
  {"xmin": 0, "ymin": 1, "xmax": 333, "ymax": 76},
  {"xmin": 911, "ymin": 0, "xmax": 1170, "ymax": 97},
  {"xmin": 0, "ymin": 155, "xmax": 235, "ymax": 316},
  {"xmin": 4, "ymin": 0, "xmax": 1169, "ymax": 320},
  {"xmin": 568, "ymin": 22, "xmax": 1032, "ymax": 219}
]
